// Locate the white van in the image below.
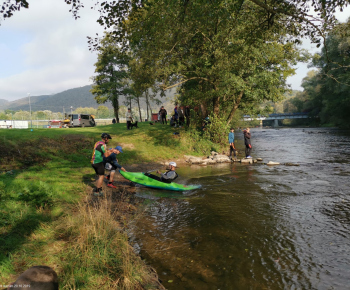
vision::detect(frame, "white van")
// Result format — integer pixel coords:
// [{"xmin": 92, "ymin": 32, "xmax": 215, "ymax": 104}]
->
[{"xmin": 68, "ymin": 114, "xmax": 96, "ymax": 127}]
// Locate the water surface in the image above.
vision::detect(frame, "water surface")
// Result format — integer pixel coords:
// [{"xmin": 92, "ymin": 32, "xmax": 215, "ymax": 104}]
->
[{"xmin": 132, "ymin": 128, "xmax": 350, "ymax": 289}]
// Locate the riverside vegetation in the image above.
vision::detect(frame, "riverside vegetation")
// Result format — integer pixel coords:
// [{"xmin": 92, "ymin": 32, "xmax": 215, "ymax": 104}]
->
[{"xmin": 0, "ymin": 121, "xmax": 227, "ymax": 289}]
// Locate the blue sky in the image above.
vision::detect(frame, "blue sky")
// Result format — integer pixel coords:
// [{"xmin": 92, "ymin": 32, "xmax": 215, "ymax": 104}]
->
[{"xmin": 0, "ymin": 1, "xmax": 349, "ymax": 102}]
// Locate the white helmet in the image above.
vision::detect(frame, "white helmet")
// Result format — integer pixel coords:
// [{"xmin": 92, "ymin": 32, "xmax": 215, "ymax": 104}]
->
[{"xmin": 169, "ymin": 162, "xmax": 177, "ymax": 167}]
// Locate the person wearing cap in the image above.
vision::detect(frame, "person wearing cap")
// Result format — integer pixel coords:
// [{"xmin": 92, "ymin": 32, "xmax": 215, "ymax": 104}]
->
[
  {"xmin": 104, "ymin": 145, "xmax": 127, "ymax": 188},
  {"xmin": 91, "ymin": 133, "xmax": 118, "ymax": 196}
]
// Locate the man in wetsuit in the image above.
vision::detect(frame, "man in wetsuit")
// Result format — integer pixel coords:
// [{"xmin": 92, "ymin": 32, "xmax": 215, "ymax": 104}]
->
[
  {"xmin": 91, "ymin": 133, "xmax": 118, "ymax": 196},
  {"xmin": 104, "ymin": 145, "xmax": 127, "ymax": 188}
]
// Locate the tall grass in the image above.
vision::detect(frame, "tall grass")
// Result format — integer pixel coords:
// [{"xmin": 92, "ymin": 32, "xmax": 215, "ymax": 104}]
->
[{"xmin": 57, "ymin": 194, "xmax": 162, "ymax": 289}]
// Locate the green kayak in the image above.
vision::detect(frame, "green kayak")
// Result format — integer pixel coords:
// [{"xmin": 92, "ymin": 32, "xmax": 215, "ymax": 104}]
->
[{"xmin": 120, "ymin": 171, "xmax": 201, "ymax": 191}]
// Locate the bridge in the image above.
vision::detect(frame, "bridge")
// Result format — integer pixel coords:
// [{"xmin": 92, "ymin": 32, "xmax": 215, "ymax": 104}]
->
[{"xmin": 243, "ymin": 112, "xmax": 310, "ymax": 127}]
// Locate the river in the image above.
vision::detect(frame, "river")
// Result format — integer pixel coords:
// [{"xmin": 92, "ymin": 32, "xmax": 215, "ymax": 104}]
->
[{"xmin": 132, "ymin": 128, "xmax": 350, "ymax": 289}]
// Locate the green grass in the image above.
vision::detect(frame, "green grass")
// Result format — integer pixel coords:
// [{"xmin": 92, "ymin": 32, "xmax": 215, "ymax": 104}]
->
[{"xmin": 0, "ymin": 122, "xmax": 210, "ymax": 288}]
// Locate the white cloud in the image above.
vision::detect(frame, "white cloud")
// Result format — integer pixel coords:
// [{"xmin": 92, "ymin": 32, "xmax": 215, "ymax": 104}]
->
[
  {"xmin": 0, "ymin": 0, "xmax": 104, "ymax": 101},
  {"xmin": 0, "ymin": 1, "xmax": 349, "ymax": 101}
]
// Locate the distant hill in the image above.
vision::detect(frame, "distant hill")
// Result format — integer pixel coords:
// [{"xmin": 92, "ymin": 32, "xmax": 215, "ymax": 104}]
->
[
  {"xmin": 0, "ymin": 99, "xmax": 9, "ymax": 107},
  {"xmin": 0, "ymin": 85, "xmax": 177, "ymax": 113}
]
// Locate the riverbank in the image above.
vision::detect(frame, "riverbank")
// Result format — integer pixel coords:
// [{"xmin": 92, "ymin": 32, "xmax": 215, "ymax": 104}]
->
[{"xmin": 0, "ymin": 122, "xmax": 213, "ymax": 288}]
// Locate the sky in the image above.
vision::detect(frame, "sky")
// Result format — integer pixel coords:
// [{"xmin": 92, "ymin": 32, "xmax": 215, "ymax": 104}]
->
[{"xmin": 0, "ymin": 1, "xmax": 350, "ymax": 102}]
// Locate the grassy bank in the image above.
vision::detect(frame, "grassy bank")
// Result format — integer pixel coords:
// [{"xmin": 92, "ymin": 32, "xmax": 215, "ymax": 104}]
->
[{"xmin": 0, "ymin": 122, "xmax": 212, "ymax": 289}]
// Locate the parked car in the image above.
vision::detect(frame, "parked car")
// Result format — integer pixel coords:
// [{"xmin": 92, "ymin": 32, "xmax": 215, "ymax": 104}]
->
[{"xmin": 68, "ymin": 114, "xmax": 96, "ymax": 127}]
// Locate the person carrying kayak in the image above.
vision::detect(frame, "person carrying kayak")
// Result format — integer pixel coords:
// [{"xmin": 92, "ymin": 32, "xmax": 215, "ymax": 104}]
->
[
  {"xmin": 104, "ymin": 145, "xmax": 127, "ymax": 188},
  {"xmin": 91, "ymin": 133, "xmax": 118, "ymax": 196}
]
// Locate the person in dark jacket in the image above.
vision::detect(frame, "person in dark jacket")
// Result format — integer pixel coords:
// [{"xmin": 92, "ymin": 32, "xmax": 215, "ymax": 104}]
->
[
  {"xmin": 174, "ymin": 106, "xmax": 179, "ymax": 126},
  {"xmin": 103, "ymin": 145, "xmax": 127, "ymax": 188},
  {"xmin": 228, "ymin": 128, "xmax": 237, "ymax": 159},
  {"xmin": 178, "ymin": 106, "xmax": 185, "ymax": 127},
  {"xmin": 243, "ymin": 128, "xmax": 252, "ymax": 158},
  {"xmin": 159, "ymin": 106, "xmax": 167, "ymax": 124}
]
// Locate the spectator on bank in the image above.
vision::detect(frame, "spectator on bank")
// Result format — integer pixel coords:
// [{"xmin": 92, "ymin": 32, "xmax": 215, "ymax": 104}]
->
[
  {"xmin": 112, "ymin": 118, "xmax": 116, "ymax": 124},
  {"xmin": 178, "ymin": 106, "xmax": 185, "ymax": 127},
  {"xmin": 174, "ymin": 105, "xmax": 179, "ymax": 125},
  {"xmin": 159, "ymin": 106, "xmax": 167, "ymax": 125},
  {"xmin": 125, "ymin": 108, "xmax": 133, "ymax": 130},
  {"xmin": 170, "ymin": 115, "xmax": 176, "ymax": 127}
]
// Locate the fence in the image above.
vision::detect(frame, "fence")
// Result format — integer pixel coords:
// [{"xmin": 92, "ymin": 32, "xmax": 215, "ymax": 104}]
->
[{"xmin": 0, "ymin": 119, "xmax": 128, "ymax": 128}]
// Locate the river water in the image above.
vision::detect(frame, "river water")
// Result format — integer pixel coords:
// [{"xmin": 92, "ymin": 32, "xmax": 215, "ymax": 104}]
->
[{"xmin": 132, "ymin": 128, "xmax": 350, "ymax": 289}]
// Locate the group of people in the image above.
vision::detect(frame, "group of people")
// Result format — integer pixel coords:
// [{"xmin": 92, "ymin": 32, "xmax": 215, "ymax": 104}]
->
[
  {"xmin": 90, "ymin": 133, "xmax": 178, "ymax": 196},
  {"xmin": 159, "ymin": 105, "xmax": 191, "ymax": 127},
  {"xmin": 228, "ymin": 127, "xmax": 252, "ymax": 159}
]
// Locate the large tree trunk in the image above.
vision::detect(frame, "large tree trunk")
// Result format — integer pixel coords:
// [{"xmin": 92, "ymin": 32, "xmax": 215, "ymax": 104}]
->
[
  {"xmin": 213, "ymin": 96, "xmax": 221, "ymax": 116},
  {"xmin": 112, "ymin": 95, "xmax": 120, "ymax": 123},
  {"xmin": 136, "ymin": 95, "xmax": 142, "ymax": 121},
  {"xmin": 145, "ymin": 90, "xmax": 150, "ymax": 121},
  {"xmin": 200, "ymin": 102, "xmax": 208, "ymax": 119},
  {"xmin": 226, "ymin": 91, "xmax": 244, "ymax": 125}
]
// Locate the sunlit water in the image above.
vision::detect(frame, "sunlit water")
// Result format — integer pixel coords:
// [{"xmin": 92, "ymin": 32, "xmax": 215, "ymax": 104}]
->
[{"xmin": 131, "ymin": 128, "xmax": 350, "ymax": 289}]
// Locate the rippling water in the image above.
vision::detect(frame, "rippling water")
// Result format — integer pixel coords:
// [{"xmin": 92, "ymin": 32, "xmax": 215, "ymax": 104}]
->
[{"xmin": 132, "ymin": 128, "xmax": 350, "ymax": 289}]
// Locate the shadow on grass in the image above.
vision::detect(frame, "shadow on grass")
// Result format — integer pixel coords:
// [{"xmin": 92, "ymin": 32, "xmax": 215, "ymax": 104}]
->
[{"xmin": 0, "ymin": 211, "xmax": 52, "ymax": 265}]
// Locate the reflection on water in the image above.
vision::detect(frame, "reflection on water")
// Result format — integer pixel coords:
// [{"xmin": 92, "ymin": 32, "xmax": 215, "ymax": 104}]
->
[{"xmin": 133, "ymin": 128, "xmax": 350, "ymax": 289}]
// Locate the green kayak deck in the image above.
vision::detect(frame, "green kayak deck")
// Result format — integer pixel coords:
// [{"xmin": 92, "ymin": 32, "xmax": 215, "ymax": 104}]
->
[{"xmin": 120, "ymin": 171, "xmax": 200, "ymax": 191}]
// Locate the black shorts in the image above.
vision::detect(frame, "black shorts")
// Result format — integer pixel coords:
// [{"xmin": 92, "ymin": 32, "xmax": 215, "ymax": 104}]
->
[{"xmin": 92, "ymin": 162, "xmax": 105, "ymax": 176}]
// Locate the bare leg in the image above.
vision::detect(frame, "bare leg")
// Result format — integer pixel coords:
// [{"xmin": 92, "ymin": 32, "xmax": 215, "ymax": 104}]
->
[
  {"xmin": 96, "ymin": 175, "xmax": 104, "ymax": 189},
  {"xmin": 109, "ymin": 171, "xmax": 116, "ymax": 183}
]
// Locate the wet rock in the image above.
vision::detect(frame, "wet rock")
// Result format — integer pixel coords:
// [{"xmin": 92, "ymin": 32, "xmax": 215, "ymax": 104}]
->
[
  {"xmin": 266, "ymin": 161, "xmax": 280, "ymax": 166},
  {"xmin": 253, "ymin": 159, "xmax": 258, "ymax": 163},
  {"xmin": 203, "ymin": 158, "xmax": 217, "ymax": 165},
  {"xmin": 213, "ymin": 155, "xmax": 231, "ymax": 163},
  {"xmin": 257, "ymin": 158, "xmax": 263, "ymax": 161},
  {"xmin": 284, "ymin": 163, "xmax": 300, "ymax": 166},
  {"xmin": 241, "ymin": 158, "xmax": 253, "ymax": 164},
  {"xmin": 211, "ymin": 151, "xmax": 219, "ymax": 156}
]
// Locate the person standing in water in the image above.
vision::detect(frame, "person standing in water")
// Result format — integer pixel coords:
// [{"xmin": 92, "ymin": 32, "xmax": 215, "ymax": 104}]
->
[
  {"xmin": 243, "ymin": 128, "xmax": 252, "ymax": 158},
  {"xmin": 228, "ymin": 128, "xmax": 237, "ymax": 159}
]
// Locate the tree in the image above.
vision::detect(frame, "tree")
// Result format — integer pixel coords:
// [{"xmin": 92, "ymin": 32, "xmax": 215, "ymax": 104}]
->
[
  {"xmin": 97, "ymin": 105, "xmax": 109, "ymax": 118},
  {"xmin": 306, "ymin": 20, "xmax": 350, "ymax": 126},
  {"xmin": 120, "ymin": 0, "xmax": 308, "ymax": 125},
  {"xmin": 90, "ymin": 32, "xmax": 132, "ymax": 123},
  {"xmin": 75, "ymin": 107, "xmax": 97, "ymax": 115}
]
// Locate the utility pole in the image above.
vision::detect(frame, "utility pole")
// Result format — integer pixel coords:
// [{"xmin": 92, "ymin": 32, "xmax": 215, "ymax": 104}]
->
[
  {"xmin": 28, "ymin": 93, "xmax": 32, "ymax": 128},
  {"xmin": 70, "ymin": 106, "xmax": 73, "ymax": 114}
]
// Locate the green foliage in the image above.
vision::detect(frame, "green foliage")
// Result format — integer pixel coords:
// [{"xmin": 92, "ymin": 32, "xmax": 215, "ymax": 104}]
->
[
  {"xmin": 293, "ymin": 20, "xmax": 350, "ymax": 127},
  {"xmin": 203, "ymin": 115, "xmax": 229, "ymax": 146}
]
